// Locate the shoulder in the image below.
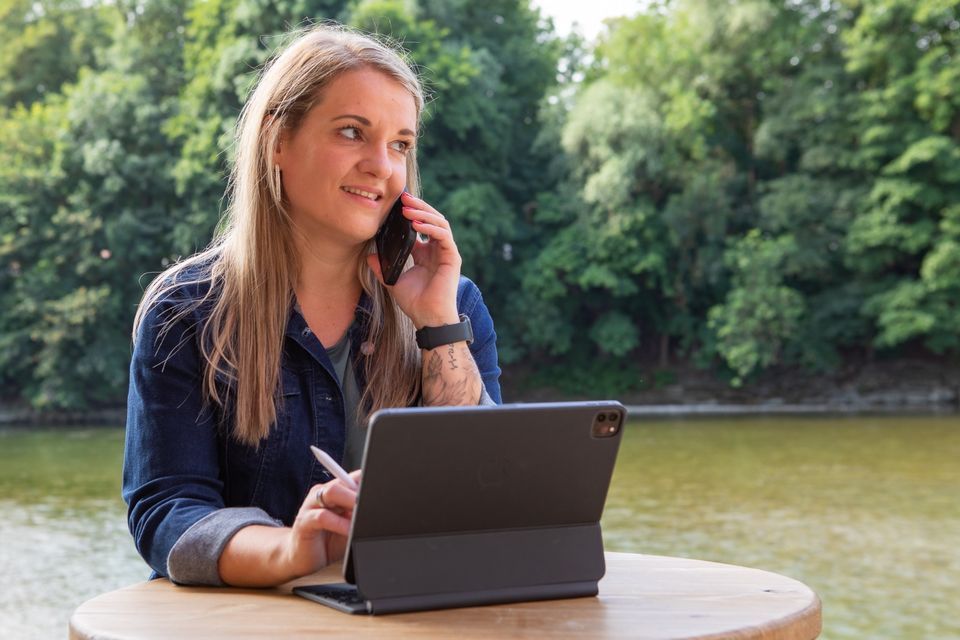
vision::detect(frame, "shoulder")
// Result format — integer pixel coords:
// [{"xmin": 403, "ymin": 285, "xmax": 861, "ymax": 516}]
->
[
  {"xmin": 142, "ymin": 258, "xmax": 219, "ymax": 315},
  {"xmin": 134, "ymin": 256, "xmax": 221, "ymax": 348},
  {"xmin": 455, "ymin": 276, "xmax": 487, "ymax": 315}
]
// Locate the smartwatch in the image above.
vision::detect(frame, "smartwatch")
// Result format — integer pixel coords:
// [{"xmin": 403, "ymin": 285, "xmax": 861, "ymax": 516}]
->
[{"xmin": 415, "ymin": 314, "xmax": 474, "ymax": 350}]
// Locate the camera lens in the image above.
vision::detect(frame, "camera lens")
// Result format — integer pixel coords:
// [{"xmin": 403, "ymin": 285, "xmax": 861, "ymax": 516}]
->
[{"xmin": 592, "ymin": 415, "xmax": 619, "ymax": 438}]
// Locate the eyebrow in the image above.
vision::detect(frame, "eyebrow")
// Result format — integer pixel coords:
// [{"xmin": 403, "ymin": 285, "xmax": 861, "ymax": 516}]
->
[{"xmin": 332, "ymin": 114, "xmax": 416, "ymax": 137}]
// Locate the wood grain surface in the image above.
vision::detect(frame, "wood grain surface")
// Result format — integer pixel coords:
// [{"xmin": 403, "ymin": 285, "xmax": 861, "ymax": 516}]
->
[{"xmin": 69, "ymin": 552, "xmax": 821, "ymax": 639}]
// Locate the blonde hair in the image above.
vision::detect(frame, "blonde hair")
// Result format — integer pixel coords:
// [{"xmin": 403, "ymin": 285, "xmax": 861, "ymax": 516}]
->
[{"xmin": 135, "ymin": 24, "xmax": 424, "ymax": 446}]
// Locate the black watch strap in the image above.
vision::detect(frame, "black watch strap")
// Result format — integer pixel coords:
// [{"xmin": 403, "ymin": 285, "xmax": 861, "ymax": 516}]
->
[{"xmin": 416, "ymin": 314, "xmax": 474, "ymax": 350}]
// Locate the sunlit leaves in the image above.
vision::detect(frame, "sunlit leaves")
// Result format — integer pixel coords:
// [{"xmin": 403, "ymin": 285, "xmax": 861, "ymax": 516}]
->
[
  {"xmin": 708, "ymin": 231, "xmax": 806, "ymax": 382},
  {"xmin": 0, "ymin": 0, "xmax": 188, "ymax": 407},
  {"xmin": 4, "ymin": 0, "xmax": 960, "ymax": 404}
]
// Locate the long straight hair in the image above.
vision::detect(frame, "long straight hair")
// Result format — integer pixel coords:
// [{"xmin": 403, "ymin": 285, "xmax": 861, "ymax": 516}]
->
[{"xmin": 134, "ymin": 25, "xmax": 424, "ymax": 446}]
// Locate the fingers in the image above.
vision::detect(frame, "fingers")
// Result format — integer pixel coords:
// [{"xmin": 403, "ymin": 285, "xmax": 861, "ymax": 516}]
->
[
  {"xmin": 315, "ymin": 484, "xmax": 331, "ymax": 509},
  {"xmin": 294, "ymin": 479, "xmax": 358, "ymax": 539},
  {"xmin": 401, "ymin": 195, "xmax": 461, "ymax": 271},
  {"xmin": 401, "ymin": 193, "xmax": 452, "ymax": 241},
  {"xmin": 293, "ymin": 504, "xmax": 351, "ymax": 537},
  {"xmin": 308, "ymin": 508, "xmax": 352, "ymax": 537},
  {"xmin": 410, "ymin": 222, "xmax": 457, "ymax": 256},
  {"xmin": 374, "ymin": 195, "xmax": 462, "ymax": 325},
  {"xmin": 401, "ymin": 192, "xmax": 448, "ymax": 227},
  {"xmin": 310, "ymin": 480, "xmax": 357, "ymax": 512}
]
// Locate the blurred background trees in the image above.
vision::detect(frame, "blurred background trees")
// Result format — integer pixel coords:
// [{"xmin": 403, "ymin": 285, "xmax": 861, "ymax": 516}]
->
[{"xmin": 1, "ymin": 0, "xmax": 959, "ymax": 408}]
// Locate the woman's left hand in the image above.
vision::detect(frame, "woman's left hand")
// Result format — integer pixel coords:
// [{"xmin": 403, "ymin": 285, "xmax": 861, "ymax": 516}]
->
[{"xmin": 367, "ymin": 192, "xmax": 461, "ymax": 328}]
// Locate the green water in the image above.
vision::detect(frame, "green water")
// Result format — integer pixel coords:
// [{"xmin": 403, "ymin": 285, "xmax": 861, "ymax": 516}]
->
[{"xmin": 1, "ymin": 417, "xmax": 958, "ymax": 639}]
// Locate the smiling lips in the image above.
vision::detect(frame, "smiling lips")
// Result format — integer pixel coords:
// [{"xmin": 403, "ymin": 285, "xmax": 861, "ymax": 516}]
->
[{"xmin": 341, "ymin": 186, "xmax": 381, "ymax": 201}]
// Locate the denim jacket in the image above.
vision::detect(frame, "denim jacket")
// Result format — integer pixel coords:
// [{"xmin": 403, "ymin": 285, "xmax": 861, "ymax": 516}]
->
[{"xmin": 122, "ymin": 274, "xmax": 501, "ymax": 585}]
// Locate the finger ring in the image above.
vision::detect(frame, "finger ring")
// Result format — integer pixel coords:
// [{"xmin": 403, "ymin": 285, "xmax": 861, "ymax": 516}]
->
[{"xmin": 315, "ymin": 486, "xmax": 328, "ymax": 509}]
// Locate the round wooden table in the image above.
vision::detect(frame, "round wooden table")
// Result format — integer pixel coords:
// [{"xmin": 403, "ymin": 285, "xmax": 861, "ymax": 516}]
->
[{"xmin": 69, "ymin": 552, "xmax": 821, "ymax": 639}]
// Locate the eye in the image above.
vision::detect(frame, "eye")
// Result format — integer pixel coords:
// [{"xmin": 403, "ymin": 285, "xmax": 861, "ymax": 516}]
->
[
  {"xmin": 390, "ymin": 139, "xmax": 414, "ymax": 153},
  {"xmin": 338, "ymin": 126, "xmax": 361, "ymax": 140}
]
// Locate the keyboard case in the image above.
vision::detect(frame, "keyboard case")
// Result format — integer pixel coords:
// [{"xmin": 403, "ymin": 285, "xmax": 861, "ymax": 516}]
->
[{"xmin": 341, "ymin": 402, "xmax": 625, "ymax": 615}]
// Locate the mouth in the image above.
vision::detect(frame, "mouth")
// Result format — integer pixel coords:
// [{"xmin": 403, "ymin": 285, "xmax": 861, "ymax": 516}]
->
[{"xmin": 341, "ymin": 186, "xmax": 382, "ymax": 201}]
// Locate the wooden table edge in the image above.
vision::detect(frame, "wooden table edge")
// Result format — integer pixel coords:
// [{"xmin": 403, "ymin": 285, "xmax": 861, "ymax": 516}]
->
[
  {"xmin": 69, "ymin": 553, "xmax": 823, "ymax": 640},
  {"xmin": 694, "ymin": 592, "xmax": 822, "ymax": 640}
]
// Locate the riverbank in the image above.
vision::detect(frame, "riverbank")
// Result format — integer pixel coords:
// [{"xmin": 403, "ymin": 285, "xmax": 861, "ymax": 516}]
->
[
  {"xmin": 505, "ymin": 355, "xmax": 960, "ymax": 415},
  {"xmin": 0, "ymin": 406, "xmax": 127, "ymax": 427},
  {"xmin": 4, "ymin": 356, "xmax": 959, "ymax": 425}
]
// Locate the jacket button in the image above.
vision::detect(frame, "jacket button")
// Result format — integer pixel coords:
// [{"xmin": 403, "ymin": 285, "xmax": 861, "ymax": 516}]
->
[{"xmin": 301, "ymin": 327, "xmax": 312, "ymax": 337}]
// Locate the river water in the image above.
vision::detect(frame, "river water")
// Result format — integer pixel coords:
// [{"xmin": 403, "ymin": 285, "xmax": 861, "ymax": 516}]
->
[{"xmin": 1, "ymin": 416, "xmax": 957, "ymax": 639}]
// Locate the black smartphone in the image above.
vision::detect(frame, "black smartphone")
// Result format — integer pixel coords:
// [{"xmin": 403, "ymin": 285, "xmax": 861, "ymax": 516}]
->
[{"xmin": 375, "ymin": 192, "xmax": 416, "ymax": 285}]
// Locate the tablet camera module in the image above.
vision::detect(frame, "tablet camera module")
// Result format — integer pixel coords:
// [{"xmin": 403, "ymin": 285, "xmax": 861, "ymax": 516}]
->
[{"xmin": 591, "ymin": 411, "xmax": 621, "ymax": 438}]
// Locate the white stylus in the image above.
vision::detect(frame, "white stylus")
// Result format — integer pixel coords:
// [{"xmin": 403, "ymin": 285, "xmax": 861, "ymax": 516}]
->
[{"xmin": 309, "ymin": 445, "xmax": 359, "ymax": 491}]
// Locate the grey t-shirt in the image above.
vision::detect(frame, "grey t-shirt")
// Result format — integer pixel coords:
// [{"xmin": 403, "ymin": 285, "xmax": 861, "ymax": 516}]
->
[{"xmin": 325, "ymin": 325, "xmax": 365, "ymax": 471}]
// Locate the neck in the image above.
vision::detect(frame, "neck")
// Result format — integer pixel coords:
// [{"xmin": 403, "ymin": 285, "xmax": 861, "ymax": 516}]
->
[
  {"xmin": 293, "ymin": 240, "xmax": 366, "ymax": 347},
  {"xmin": 293, "ymin": 234, "xmax": 364, "ymax": 307}
]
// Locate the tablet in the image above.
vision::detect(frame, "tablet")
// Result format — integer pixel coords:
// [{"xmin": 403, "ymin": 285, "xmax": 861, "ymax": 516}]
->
[{"xmin": 295, "ymin": 401, "xmax": 625, "ymax": 614}]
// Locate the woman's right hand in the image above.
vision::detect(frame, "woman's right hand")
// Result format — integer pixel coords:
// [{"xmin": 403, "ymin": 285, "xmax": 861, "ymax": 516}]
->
[{"xmin": 282, "ymin": 470, "xmax": 362, "ymax": 579}]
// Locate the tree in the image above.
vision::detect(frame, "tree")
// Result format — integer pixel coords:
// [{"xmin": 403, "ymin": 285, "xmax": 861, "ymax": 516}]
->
[
  {"xmin": 0, "ymin": 0, "xmax": 113, "ymax": 108},
  {"xmin": 0, "ymin": 0, "xmax": 565, "ymax": 406},
  {"xmin": 843, "ymin": 0, "xmax": 960, "ymax": 353},
  {"xmin": 517, "ymin": 0, "xmax": 823, "ymax": 378},
  {"xmin": 0, "ymin": 0, "xmax": 189, "ymax": 406}
]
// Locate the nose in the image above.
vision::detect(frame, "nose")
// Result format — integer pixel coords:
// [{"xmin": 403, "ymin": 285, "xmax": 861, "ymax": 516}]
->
[{"xmin": 357, "ymin": 144, "xmax": 392, "ymax": 180}]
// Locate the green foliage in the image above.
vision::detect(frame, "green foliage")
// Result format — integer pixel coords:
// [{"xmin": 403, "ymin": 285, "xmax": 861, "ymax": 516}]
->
[
  {"xmin": 1, "ymin": 1, "xmax": 187, "ymax": 405},
  {"xmin": 839, "ymin": 0, "xmax": 960, "ymax": 354},
  {"xmin": 412, "ymin": 0, "xmax": 562, "ymax": 303},
  {"xmin": 0, "ymin": 0, "xmax": 565, "ymax": 406},
  {"xmin": 708, "ymin": 231, "xmax": 807, "ymax": 382},
  {"xmin": 588, "ymin": 311, "xmax": 640, "ymax": 357},
  {"xmin": 520, "ymin": 0, "xmax": 960, "ymax": 388},
  {"xmin": 524, "ymin": 358, "xmax": 646, "ymax": 397},
  {"xmin": 0, "ymin": 0, "xmax": 115, "ymax": 108},
  {"xmin": 4, "ymin": 0, "xmax": 960, "ymax": 407}
]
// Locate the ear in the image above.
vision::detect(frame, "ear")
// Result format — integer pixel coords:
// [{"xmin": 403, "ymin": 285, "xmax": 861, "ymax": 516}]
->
[
  {"xmin": 264, "ymin": 113, "xmax": 285, "ymax": 169},
  {"xmin": 273, "ymin": 138, "xmax": 283, "ymax": 170}
]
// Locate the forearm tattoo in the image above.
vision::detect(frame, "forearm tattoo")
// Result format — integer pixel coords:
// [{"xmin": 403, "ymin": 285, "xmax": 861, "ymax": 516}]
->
[
  {"xmin": 446, "ymin": 345, "xmax": 458, "ymax": 370},
  {"xmin": 422, "ymin": 344, "xmax": 480, "ymax": 406}
]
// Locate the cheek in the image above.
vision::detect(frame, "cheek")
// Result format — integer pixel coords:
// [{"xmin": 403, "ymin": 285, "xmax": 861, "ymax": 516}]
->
[
  {"xmin": 392, "ymin": 159, "xmax": 409, "ymax": 189},
  {"xmin": 285, "ymin": 147, "xmax": 342, "ymax": 190}
]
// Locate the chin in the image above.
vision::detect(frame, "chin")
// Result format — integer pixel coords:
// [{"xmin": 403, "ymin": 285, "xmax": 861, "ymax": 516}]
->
[{"xmin": 353, "ymin": 222, "xmax": 384, "ymax": 246}]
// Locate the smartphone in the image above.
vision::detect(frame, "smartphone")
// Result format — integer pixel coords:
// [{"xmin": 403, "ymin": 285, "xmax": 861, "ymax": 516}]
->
[{"xmin": 375, "ymin": 192, "xmax": 416, "ymax": 285}]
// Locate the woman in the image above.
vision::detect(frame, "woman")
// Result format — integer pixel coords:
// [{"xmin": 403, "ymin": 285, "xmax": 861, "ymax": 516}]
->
[{"xmin": 122, "ymin": 24, "xmax": 501, "ymax": 588}]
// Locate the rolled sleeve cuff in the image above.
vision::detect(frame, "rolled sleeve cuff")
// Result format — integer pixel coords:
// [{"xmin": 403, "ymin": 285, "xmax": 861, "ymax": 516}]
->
[
  {"xmin": 166, "ymin": 507, "xmax": 282, "ymax": 586},
  {"xmin": 478, "ymin": 385, "xmax": 496, "ymax": 406}
]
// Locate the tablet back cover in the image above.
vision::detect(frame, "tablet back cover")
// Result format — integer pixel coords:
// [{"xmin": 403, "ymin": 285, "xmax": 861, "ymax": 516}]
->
[{"xmin": 344, "ymin": 401, "xmax": 625, "ymax": 607}]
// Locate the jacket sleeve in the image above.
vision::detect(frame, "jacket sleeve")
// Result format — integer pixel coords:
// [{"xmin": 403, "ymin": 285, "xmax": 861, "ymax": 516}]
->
[
  {"xmin": 122, "ymin": 292, "xmax": 280, "ymax": 585},
  {"xmin": 457, "ymin": 277, "xmax": 502, "ymax": 405}
]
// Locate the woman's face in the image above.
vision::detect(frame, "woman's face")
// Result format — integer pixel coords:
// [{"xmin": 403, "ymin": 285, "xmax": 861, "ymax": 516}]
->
[{"xmin": 276, "ymin": 67, "xmax": 417, "ymax": 249}]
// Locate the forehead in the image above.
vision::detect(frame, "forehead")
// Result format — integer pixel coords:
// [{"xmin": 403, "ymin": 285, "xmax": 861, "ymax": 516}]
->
[{"xmin": 310, "ymin": 67, "xmax": 418, "ymax": 132}]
